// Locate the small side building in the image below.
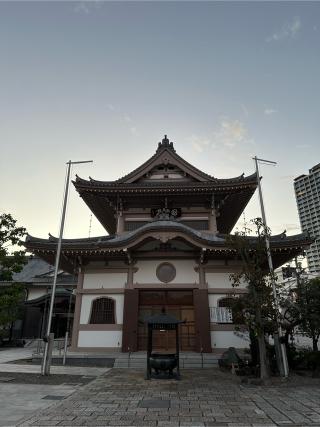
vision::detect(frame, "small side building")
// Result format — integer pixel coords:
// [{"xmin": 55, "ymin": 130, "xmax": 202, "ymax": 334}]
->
[{"xmin": 0, "ymin": 256, "xmax": 76, "ymax": 340}]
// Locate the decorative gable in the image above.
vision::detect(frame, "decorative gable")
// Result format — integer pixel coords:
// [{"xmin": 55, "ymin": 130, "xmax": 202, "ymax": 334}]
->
[
  {"xmin": 137, "ymin": 163, "xmax": 196, "ymax": 183},
  {"xmin": 119, "ymin": 135, "xmax": 215, "ymax": 184}
]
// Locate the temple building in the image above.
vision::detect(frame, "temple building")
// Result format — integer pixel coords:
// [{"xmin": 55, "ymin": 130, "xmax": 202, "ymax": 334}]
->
[{"xmin": 25, "ymin": 136, "xmax": 311, "ymax": 353}]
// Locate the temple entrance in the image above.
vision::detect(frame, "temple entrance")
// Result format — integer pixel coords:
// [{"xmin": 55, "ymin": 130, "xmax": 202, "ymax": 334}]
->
[{"xmin": 138, "ymin": 290, "xmax": 195, "ymax": 351}]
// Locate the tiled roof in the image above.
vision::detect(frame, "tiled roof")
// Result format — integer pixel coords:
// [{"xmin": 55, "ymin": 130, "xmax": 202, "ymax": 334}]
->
[{"xmin": 25, "ymin": 221, "xmax": 312, "ymax": 252}]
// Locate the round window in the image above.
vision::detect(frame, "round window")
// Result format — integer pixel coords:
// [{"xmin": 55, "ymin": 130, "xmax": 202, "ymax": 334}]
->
[{"xmin": 156, "ymin": 262, "xmax": 176, "ymax": 283}]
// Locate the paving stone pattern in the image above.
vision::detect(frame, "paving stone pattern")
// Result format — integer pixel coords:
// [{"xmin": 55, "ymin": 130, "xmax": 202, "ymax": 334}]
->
[{"xmin": 18, "ymin": 369, "xmax": 320, "ymax": 427}]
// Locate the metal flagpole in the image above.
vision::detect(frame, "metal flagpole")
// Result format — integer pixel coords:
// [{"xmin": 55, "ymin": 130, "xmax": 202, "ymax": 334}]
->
[
  {"xmin": 41, "ymin": 160, "xmax": 93, "ymax": 375},
  {"xmin": 253, "ymin": 156, "xmax": 289, "ymax": 378}
]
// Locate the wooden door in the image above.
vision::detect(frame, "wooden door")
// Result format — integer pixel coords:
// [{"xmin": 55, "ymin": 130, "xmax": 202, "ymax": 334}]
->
[{"xmin": 137, "ymin": 304, "xmax": 195, "ymax": 351}]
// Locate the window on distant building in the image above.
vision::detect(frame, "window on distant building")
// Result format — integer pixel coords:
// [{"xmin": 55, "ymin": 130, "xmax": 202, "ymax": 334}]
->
[{"xmin": 89, "ymin": 297, "xmax": 115, "ymax": 324}]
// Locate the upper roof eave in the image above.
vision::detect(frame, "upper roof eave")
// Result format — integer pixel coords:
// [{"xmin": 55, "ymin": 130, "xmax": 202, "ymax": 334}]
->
[
  {"xmin": 73, "ymin": 172, "xmax": 258, "ymax": 191},
  {"xmin": 73, "ymin": 135, "xmax": 257, "ymax": 189}
]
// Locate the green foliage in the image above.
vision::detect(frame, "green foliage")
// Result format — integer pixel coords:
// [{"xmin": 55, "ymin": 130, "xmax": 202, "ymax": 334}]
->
[
  {"xmin": 0, "ymin": 213, "xmax": 26, "ymax": 281},
  {"xmin": 304, "ymin": 351, "xmax": 320, "ymax": 371},
  {"xmin": 227, "ymin": 218, "xmax": 282, "ymax": 379},
  {"xmin": 228, "ymin": 218, "xmax": 279, "ymax": 336},
  {"xmin": 0, "ymin": 283, "xmax": 25, "ymax": 337},
  {"xmin": 287, "ymin": 346, "xmax": 314, "ymax": 370},
  {"xmin": 296, "ymin": 278, "xmax": 320, "ymax": 351},
  {"xmin": 0, "ymin": 214, "xmax": 27, "ymax": 338}
]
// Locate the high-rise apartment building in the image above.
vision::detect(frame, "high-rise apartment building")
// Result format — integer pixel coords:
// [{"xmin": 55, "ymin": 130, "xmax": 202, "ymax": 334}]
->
[{"xmin": 294, "ymin": 163, "xmax": 320, "ymax": 273}]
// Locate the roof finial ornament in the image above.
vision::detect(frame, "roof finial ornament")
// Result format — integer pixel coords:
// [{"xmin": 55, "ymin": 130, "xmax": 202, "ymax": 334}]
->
[{"xmin": 157, "ymin": 134, "xmax": 175, "ymax": 152}]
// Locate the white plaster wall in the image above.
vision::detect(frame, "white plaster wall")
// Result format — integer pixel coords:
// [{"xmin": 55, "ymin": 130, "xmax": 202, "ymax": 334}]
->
[
  {"xmin": 78, "ymin": 331, "xmax": 122, "ymax": 348},
  {"xmin": 80, "ymin": 294, "xmax": 124, "ymax": 324},
  {"xmin": 211, "ymin": 331, "xmax": 249, "ymax": 349},
  {"xmin": 206, "ymin": 272, "xmax": 246, "ymax": 289},
  {"xmin": 134, "ymin": 260, "xmax": 198, "ymax": 283},
  {"xmin": 83, "ymin": 273, "xmax": 127, "ymax": 289},
  {"xmin": 206, "ymin": 272, "xmax": 233, "ymax": 289},
  {"xmin": 27, "ymin": 288, "xmax": 47, "ymax": 300}
]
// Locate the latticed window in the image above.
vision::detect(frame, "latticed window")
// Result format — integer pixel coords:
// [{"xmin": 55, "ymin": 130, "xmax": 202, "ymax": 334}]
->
[
  {"xmin": 89, "ymin": 298, "xmax": 115, "ymax": 324},
  {"xmin": 209, "ymin": 298, "xmax": 234, "ymax": 323},
  {"xmin": 218, "ymin": 297, "xmax": 235, "ymax": 308}
]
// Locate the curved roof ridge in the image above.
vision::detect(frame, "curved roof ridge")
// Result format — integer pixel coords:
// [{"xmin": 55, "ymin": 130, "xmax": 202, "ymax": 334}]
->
[
  {"xmin": 74, "ymin": 170, "xmax": 257, "ymax": 187},
  {"xmin": 49, "ymin": 234, "xmax": 114, "ymax": 243},
  {"xmin": 25, "ymin": 234, "xmax": 52, "ymax": 244},
  {"xmin": 26, "ymin": 223, "xmax": 312, "ymax": 250},
  {"xmin": 227, "ymin": 231, "xmax": 311, "ymax": 243},
  {"xmin": 216, "ymin": 172, "xmax": 257, "ymax": 183},
  {"xmin": 26, "ymin": 233, "xmax": 113, "ymax": 244},
  {"xmin": 108, "ymin": 220, "xmax": 225, "ymax": 244}
]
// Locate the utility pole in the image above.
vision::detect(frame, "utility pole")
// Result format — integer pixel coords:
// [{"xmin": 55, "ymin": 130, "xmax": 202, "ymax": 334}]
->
[
  {"xmin": 41, "ymin": 160, "xmax": 93, "ymax": 375},
  {"xmin": 253, "ymin": 156, "xmax": 289, "ymax": 377}
]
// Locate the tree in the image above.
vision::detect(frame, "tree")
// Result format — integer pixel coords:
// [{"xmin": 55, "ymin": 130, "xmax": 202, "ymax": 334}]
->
[
  {"xmin": 0, "ymin": 214, "xmax": 26, "ymax": 341},
  {"xmin": 228, "ymin": 218, "xmax": 280, "ymax": 379},
  {"xmin": 296, "ymin": 278, "xmax": 320, "ymax": 351},
  {"xmin": 0, "ymin": 213, "xmax": 26, "ymax": 281},
  {"xmin": 0, "ymin": 283, "xmax": 25, "ymax": 341}
]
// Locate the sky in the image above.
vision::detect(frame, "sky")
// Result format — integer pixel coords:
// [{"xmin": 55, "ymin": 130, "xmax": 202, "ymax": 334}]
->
[{"xmin": 1, "ymin": 1, "xmax": 320, "ymax": 241}]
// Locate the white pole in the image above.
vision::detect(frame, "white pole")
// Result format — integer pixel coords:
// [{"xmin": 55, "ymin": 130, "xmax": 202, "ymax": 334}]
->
[
  {"xmin": 41, "ymin": 160, "xmax": 93, "ymax": 375},
  {"xmin": 63, "ymin": 331, "xmax": 69, "ymax": 366},
  {"xmin": 253, "ymin": 156, "xmax": 289, "ymax": 377}
]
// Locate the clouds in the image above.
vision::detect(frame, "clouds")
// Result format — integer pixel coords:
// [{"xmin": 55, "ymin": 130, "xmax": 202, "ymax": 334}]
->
[
  {"xmin": 74, "ymin": 2, "xmax": 90, "ymax": 15},
  {"xmin": 296, "ymin": 143, "xmax": 311, "ymax": 149},
  {"xmin": 106, "ymin": 104, "xmax": 139, "ymax": 136},
  {"xmin": 189, "ymin": 118, "xmax": 254, "ymax": 154},
  {"xmin": 264, "ymin": 108, "xmax": 278, "ymax": 115},
  {"xmin": 188, "ymin": 135, "xmax": 210, "ymax": 153},
  {"xmin": 212, "ymin": 118, "xmax": 253, "ymax": 149},
  {"xmin": 266, "ymin": 16, "xmax": 301, "ymax": 42},
  {"xmin": 74, "ymin": 1, "xmax": 103, "ymax": 15},
  {"xmin": 240, "ymin": 104, "xmax": 249, "ymax": 118}
]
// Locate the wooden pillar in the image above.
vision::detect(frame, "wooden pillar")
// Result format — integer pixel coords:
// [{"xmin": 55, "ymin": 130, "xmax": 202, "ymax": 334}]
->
[
  {"xmin": 122, "ymin": 289, "xmax": 139, "ymax": 352},
  {"xmin": 117, "ymin": 212, "xmax": 124, "ymax": 234},
  {"xmin": 193, "ymin": 289, "xmax": 211, "ymax": 353},
  {"xmin": 198, "ymin": 264, "xmax": 207, "ymax": 289},
  {"xmin": 127, "ymin": 264, "xmax": 134, "ymax": 289},
  {"xmin": 209, "ymin": 209, "xmax": 218, "ymax": 234},
  {"xmin": 70, "ymin": 271, "xmax": 84, "ymax": 350}
]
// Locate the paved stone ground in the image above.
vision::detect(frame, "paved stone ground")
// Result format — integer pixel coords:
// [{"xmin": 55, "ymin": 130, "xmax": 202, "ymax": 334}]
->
[
  {"xmin": 0, "ymin": 382, "xmax": 78, "ymax": 427},
  {"xmin": 0, "ymin": 347, "xmax": 109, "ymax": 426},
  {"xmin": 17, "ymin": 369, "xmax": 320, "ymax": 427}
]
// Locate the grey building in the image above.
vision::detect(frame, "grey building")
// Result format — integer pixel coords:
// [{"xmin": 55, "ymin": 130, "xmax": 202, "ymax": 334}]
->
[{"xmin": 294, "ymin": 163, "xmax": 320, "ymax": 272}]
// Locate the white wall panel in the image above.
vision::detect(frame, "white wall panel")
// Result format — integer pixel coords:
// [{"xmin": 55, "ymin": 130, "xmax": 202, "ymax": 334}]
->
[
  {"xmin": 83, "ymin": 273, "xmax": 127, "ymax": 289},
  {"xmin": 78, "ymin": 331, "xmax": 122, "ymax": 348},
  {"xmin": 134, "ymin": 260, "xmax": 198, "ymax": 283},
  {"xmin": 27, "ymin": 289, "xmax": 47, "ymax": 300},
  {"xmin": 206, "ymin": 272, "xmax": 233, "ymax": 288},
  {"xmin": 211, "ymin": 331, "xmax": 249, "ymax": 349},
  {"xmin": 206, "ymin": 272, "xmax": 246, "ymax": 289}
]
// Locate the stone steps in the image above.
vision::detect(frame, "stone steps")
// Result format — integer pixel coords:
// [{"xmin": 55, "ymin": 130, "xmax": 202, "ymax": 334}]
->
[
  {"xmin": 113, "ymin": 353, "xmax": 221, "ymax": 369},
  {"xmin": 31, "ymin": 351, "xmax": 222, "ymax": 369}
]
